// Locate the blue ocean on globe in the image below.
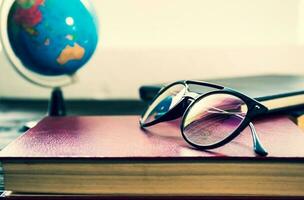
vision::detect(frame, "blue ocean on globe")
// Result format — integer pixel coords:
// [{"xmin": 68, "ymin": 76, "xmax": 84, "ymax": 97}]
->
[{"xmin": 7, "ymin": 0, "xmax": 98, "ymax": 76}]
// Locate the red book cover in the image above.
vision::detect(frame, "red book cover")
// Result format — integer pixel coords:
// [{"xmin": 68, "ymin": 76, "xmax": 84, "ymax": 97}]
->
[{"xmin": 0, "ymin": 115, "xmax": 304, "ymax": 159}]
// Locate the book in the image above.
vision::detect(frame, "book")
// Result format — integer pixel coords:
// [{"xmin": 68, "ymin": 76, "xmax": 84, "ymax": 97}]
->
[
  {"xmin": 0, "ymin": 115, "xmax": 304, "ymax": 197},
  {"xmin": 297, "ymin": 115, "xmax": 304, "ymax": 131},
  {"xmin": 139, "ymin": 75, "xmax": 304, "ymax": 113}
]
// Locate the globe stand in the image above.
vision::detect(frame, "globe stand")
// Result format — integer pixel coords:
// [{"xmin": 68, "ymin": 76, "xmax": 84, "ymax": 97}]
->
[{"xmin": 48, "ymin": 87, "xmax": 66, "ymax": 116}]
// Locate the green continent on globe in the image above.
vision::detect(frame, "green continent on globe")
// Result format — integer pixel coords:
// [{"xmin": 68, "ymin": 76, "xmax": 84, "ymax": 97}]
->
[
  {"xmin": 17, "ymin": 0, "xmax": 37, "ymax": 9},
  {"xmin": 7, "ymin": 0, "xmax": 98, "ymax": 76}
]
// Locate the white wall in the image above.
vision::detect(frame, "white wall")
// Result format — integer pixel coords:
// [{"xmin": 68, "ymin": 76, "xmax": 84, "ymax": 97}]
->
[{"xmin": 1, "ymin": 0, "xmax": 304, "ymax": 99}]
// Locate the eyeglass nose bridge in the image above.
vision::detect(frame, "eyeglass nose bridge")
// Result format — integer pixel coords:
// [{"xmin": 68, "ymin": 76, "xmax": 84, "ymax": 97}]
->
[
  {"xmin": 158, "ymin": 89, "xmax": 203, "ymax": 123},
  {"xmin": 160, "ymin": 97, "xmax": 193, "ymax": 122}
]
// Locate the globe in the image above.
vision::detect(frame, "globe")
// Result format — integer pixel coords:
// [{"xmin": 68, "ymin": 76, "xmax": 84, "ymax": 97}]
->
[
  {"xmin": 0, "ymin": 0, "xmax": 98, "ymax": 87},
  {"xmin": 0, "ymin": 0, "xmax": 99, "ymax": 118}
]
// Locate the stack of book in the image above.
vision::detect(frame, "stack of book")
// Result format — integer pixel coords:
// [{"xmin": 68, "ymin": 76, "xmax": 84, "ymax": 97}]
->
[{"xmin": 1, "ymin": 75, "xmax": 304, "ymax": 198}]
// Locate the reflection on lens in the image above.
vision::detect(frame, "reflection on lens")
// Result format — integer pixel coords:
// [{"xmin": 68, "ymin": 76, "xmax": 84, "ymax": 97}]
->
[
  {"xmin": 141, "ymin": 84, "xmax": 186, "ymax": 125},
  {"xmin": 182, "ymin": 93, "xmax": 248, "ymax": 146}
]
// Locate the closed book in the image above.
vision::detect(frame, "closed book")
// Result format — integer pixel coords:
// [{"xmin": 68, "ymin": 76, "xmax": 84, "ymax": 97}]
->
[
  {"xmin": 0, "ymin": 115, "xmax": 304, "ymax": 197},
  {"xmin": 139, "ymin": 75, "xmax": 304, "ymax": 113},
  {"xmin": 297, "ymin": 115, "xmax": 304, "ymax": 131}
]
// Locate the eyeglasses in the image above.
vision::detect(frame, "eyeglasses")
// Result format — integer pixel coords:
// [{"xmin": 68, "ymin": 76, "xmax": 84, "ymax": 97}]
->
[{"xmin": 140, "ymin": 80, "xmax": 269, "ymax": 156}]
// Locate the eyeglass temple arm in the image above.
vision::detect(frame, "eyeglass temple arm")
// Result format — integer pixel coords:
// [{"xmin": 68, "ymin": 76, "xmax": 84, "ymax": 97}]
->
[{"xmin": 249, "ymin": 122, "xmax": 268, "ymax": 156}]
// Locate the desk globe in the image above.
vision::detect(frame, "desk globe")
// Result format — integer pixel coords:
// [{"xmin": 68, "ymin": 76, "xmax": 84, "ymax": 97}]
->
[{"xmin": 0, "ymin": 0, "xmax": 98, "ymax": 116}]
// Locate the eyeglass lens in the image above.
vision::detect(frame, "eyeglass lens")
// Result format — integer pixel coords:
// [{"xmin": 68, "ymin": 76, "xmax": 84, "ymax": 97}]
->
[
  {"xmin": 182, "ymin": 93, "xmax": 248, "ymax": 146},
  {"xmin": 141, "ymin": 83, "xmax": 186, "ymax": 124}
]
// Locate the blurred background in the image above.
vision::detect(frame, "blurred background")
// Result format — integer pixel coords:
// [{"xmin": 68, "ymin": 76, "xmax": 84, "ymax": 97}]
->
[{"xmin": 1, "ymin": 0, "xmax": 304, "ymax": 99}]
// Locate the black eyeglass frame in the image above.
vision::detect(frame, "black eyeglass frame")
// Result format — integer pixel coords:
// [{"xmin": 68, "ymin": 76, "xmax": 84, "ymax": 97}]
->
[{"xmin": 140, "ymin": 80, "xmax": 269, "ymax": 154}]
